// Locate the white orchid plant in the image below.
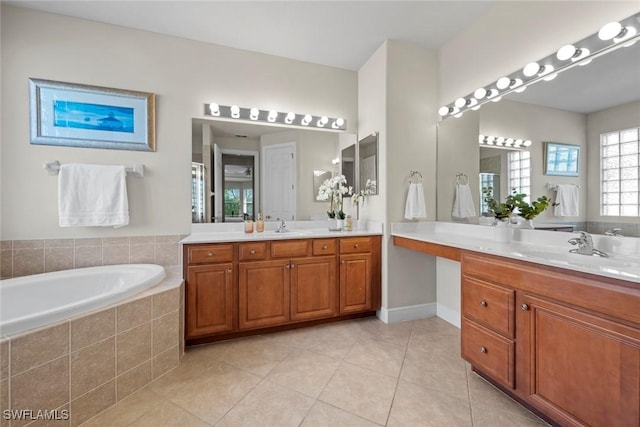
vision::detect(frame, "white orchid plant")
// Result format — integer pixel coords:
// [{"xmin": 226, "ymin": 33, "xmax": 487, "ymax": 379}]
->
[
  {"xmin": 352, "ymin": 179, "xmax": 376, "ymax": 207},
  {"xmin": 317, "ymin": 174, "xmax": 352, "ymax": 219}
]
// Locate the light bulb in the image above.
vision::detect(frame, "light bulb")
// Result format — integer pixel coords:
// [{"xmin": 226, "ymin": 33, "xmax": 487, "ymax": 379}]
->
[
  {"xmin": 557, "ymin": 44, "xmax": 577, "ymax": 61},
  {"xmin": 523, "ymin": 62, "xmax": 541, "ymax": 77},
  {"xmin": 302, "ymin": 114, "xmax": 312, "ymax": 125},
  {"xmin": 467, "ymin": 99, "xmax": 478, "ymax": 108},
  {"xmin": 491, "ymin": 96, "xmax": 502, "ymax": 102},
  {"xmin": 285, "ymin": 112, "xmax": 295, "ymax": 124},
  {"xmin": 230, "ymin": 105, "xmax": 240, "ymax": 118},
  {"xmin": 438, "ymin": 106, "xmax": 451, "ymax": 116},
  {"xmin": 453, "ymin": 112, "xmax": 464, "ymax": 118},
  {"xmin": 496, "ymin": 137, "xmax": 505, "ymax": 145},
  {"xmin": 486, "ymin": 89, "xmax": 499, "ymax": 99},
  {"xmin": 572, "ymin": 48, "xmax": 590, "ymax": 64},
  {"xmin": 615, "ymin": 26, "xmax": 637, "ymax": 44},
  {"xmin": 505, "ymin": 138, "xmax": 514, "ymax": 147},
  {"xmin": 496, "ymin": 77, "xmax": 511, "ymax": 90},
  {"xmin": 478, "ymin": 135, "xmax": 485, "ymax": 143},
  {"xmin": 455, "ymin": 98, "xmax": 467, "ymax": 108},
  {"xmin": 209, "ymin": 103, "xmax": 220, "ymax": 116},
  {"xmin": 250, "ymin": 108, "xmax": 259, "ymax": 120},
  {"xmin": 317, "ymin": 116, "xmax": 328, "ymax": 127},
  {"xmin": 523, "ymin": 140, "xmax": 532, "ymax": 147},
  {"xmin": 471, "ymin": 104, "xmax": 482, "ymax": 111},
  {"xmin": 268, "ymin": 110, "xmax": 278, "ymax": 122},
  {"xmin": 332, "ymin": 117, "xmax": 345, "ymax": 129},
  {"xmin": 474, "ymin": 88, "xmax": 487, "ymax": 99},
  {"xmin": 599, "ymin": 22, "xmax": 623, "ymax": 40},
  {"xmin": 514, "ymin": 139, "xmax": 523, "ymax": 147},
  {"xmin": 486, "ymin": 136, "xmax": 494, "ymax": 145}
]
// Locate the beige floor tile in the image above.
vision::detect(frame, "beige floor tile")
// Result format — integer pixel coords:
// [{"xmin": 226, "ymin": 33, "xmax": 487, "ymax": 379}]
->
[
  {"xmin": 471, "ymin": 403, "xmax": 550, "ymax": 426},
  {"xmin": 200, "ymin": 336, "xmax": 292, "ymax": 377},
  {"xmin": 149, "ymin": 358, "xmax": 241, "ymax": 398},
  {"xmin": 80, "ymin": 388, "xmax": 164, "ymax": 427},
  {"xmin": 387, "ymin": 380, "xmax": 472, "ymax": 427},
  {"xmin": 128, "ymin": 400, "xmax": 210, "ymax": 427},
  {"xmin": 266, "ymin": 350, "xmax": 341, "ymax": 398},
  {"xmin": 289, "ymin": 323, "xmax": 359, "ymax": 359},
  {"xmin": 400, "ymin": 345, "xmax": 468, "ymax": 399},
  {"xmin": 349, "ymin": 317, "xmax": 413, "ymax": 347},
  {"xmin": 166, "ymin": 366, "xmax": 260, "ymax": 424},
  {"xmin": 319, "ymin": 362, "xmax": 397, "ymax": 425},
  {"xmin": 300, "ymin": 401, "xmax": 382, "ymax": 427},
  {"xmin": 216, "ymin": 380, "xmax": 314, "ymax": 427},
  {"xmin": 343, "ymin": 338, "xmax": 406, "ymax": 378},
  {"xmin": 408, "ymin": 324, "xmax": 460, "ymax": 355}
]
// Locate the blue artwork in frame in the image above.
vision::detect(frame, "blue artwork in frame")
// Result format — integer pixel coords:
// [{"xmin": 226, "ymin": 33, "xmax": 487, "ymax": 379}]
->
[
  {"xmin": 29, "ymin": 78, "xmax": 156, "ymax": 151},
  {"xmin": 544, "ymin": 142, "xmax": 580, "ymax": 177}
]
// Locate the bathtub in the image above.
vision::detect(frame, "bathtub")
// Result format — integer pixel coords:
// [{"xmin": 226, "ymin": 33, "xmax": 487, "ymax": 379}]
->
[{"xmin": 0, "ymin": 263, "xmax": 166, "ymax": 337}]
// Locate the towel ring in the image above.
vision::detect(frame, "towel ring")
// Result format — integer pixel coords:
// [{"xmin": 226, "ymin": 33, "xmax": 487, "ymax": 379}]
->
[
  {"xmin": 456, "ymin": 172, "xmax": 468, "ymax": 185},
  {"xmin": 409, "ymin": 170, "xmax": 423, "ymax": 183}
]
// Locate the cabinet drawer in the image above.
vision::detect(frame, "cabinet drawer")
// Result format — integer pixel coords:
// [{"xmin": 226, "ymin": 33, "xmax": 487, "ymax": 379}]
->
[
  {"xmin": 271, "ymin": 240, "xmax": 309, "ymax": 258},
  {"xmin": 188, "ymin": 244, "xmax": 234, "ymax": 264},
  {"xmin": 339, "ymin": 237, "xmax": 371, "ymax": 254},
  {"xmin": 462, "ymin": 277, "xmax": 515, "ymax": 338},
  {"xmin": 462, "ymin": 319, "xmax": 514, "ymax": 389},
  {"xmin": 312, "ymin": 239, "xmax": 336, "ymax": 256},
  {"xmin": 239, "ymin": 242, "xmax": 267, "ymax": 261}
]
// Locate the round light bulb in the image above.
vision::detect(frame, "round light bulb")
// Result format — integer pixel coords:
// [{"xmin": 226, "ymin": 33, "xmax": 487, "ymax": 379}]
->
[
  {"xmin": 230, "ymin": 105, "xmax": 240, "ymax": 118},
  {"xmin": 572, "ymin": 48, "xmax": 590, "ymax": 63},
  {"xmin": 453, "ymin": 112, "xmax": 464, "ymax": 118},
  {"xmin": 317, "ymin": 116, "xmax": 328, "ymax": 127},
  {"xmin": 467, "ymin": 99, "xmax": 478, "ymax": 108},
  {"xmin": 496, "ymin": 77, "xmax": 511, "ymax": 90},
  {"xmin": 285, "ymin": 112, "xmax": 295, "ymax": 124},
  {"xmin": 486, "ymin": 89, "xmax": 499, "ymax": 99},
  {"xmin": 455, "ymin": 97, "xmax": 467, "ymax": 108},
  {"xmin": 268, "ymin": 110, "xmax": 278, "ymax": 122},
  {"xmin": 332, "ymin": 117, "xmax": 345, "ymax": 128},
  {"xmin": 478, "ymin": 135, "xmax": 485, "ymax": 143},
  {"xmin": 474, "ymin": 88, "xmax": 487, "ymax": 99},
  {"xmin": 523, "ymin": 62, "xmax": 541, "ymax": 77},
  {"xmin": 491, "ymin": 96, "xmax": 502, "ymax": 103},
  {"xmin": 438, "ymin": 106, "xmax": 451, "ymax": 116},
  {"xmin": 542, "ymin": 65, "xmax": 557, "ymax": 81},
  {"xmin": 496, "ymin": 137, "xmax": 505, "ymax": 144},
  {"xmin": 514, "ymin": 139, "xmax": 523, "ymax": 147},
  {"xmin": 523, "ymin": 140, "xmax": 532, "ymax": 147},
  {"xmin": 599, "ymin": 22, "xmax": 623, "ymax": 40},
  {"xmin": 209, "ymin": 103, "xmax": 220, "ymax": 116},
  {"xmin": 302, "ymin": 114, "xmax": 312, "ymax": 125},
  {"xmin": 615, "ymin": 26, "xmax": 637, "ymax": 44},
  {"xmin": 486, "ymin": 137, "xmax": 494, "ymax": 145},
  {"xmin": 471, "ymin": 104, "xmax": 482, "ymax": 111},
  {"xmin": 250, "ymin": 108, "xmax": 259, "ymax": 120},
  {"xmin": 505, "ymin": 138, "xmax": 514, "ymax": 146},
  {"xmin": 557, "ymin": 44, "xmax": 577, "ymax": 61}
]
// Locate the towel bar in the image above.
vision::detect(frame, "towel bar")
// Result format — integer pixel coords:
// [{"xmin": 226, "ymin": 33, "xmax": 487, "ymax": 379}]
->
[
  {"xmin": 44, "ymin": 160, "xmax": 145, "ymax": 178},
  {"xmin": 409, "ymin": 170, "xmax": 423, "ymax": 183}
]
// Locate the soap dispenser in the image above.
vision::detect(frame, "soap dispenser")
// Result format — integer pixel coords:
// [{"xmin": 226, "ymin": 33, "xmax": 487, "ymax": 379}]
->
[{"xmin": 256, "ymin": 213, "xmax": 264, "ymax": 233}]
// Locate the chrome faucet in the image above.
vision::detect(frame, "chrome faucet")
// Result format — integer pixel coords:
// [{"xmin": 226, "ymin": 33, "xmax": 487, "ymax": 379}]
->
[
  {"xmin": 568, "ymin": 231, "xmax": 608, "ymax": 257},
  {"xmin": 275, "ymin": 218, "xmax": 287, "ymax": 233},
  {"xmin": 604, "ymin": 227, "xmax": 623, "ymax": 236}
]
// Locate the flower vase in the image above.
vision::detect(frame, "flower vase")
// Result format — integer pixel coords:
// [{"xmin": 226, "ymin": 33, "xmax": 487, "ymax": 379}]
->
[
  {"xmin": 335, "ymin": 218, "xmax": 344, "ymax": 231},
  {"xmin": 328, "ymin": 217, "xmax": 341, "ymax": 231},
  {"xmin": 493, "ymin": 219, "xmax": 512, "ymax": 242}
]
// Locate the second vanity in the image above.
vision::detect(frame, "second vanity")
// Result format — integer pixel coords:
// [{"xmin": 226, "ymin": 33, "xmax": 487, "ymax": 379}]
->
[
  {"xmin": 181, "ymin": 221, "xmax": 382, "ymax": 345},
  {"xmin": 392, "ymin": 222, "xmax": 640, "ymax": 427}
]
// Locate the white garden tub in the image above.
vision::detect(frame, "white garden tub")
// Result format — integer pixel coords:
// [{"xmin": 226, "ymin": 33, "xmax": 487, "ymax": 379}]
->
[{"xmin": 0, "ymin": 264, "xmax": 166, "ymax": 337}]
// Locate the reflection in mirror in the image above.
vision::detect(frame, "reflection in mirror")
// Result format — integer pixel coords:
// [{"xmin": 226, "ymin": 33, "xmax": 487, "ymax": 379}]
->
[
  {"xmin": 192, "ymin": 118, "xmax": 343, "ymax": 223},
  {"xmin": 313, "ymin": 170, "xmax": 332, "ymax": 200},
  {"xmin": 358, "ymin": 132, "xmax": 379, "ymax": 194},
  {"xmin": 341, "ymin": 145, "xmax": 356, "ymax": 190},
  {"xmin": 479, "ymin": 147, "xmax": 504, "ymax": 215}
]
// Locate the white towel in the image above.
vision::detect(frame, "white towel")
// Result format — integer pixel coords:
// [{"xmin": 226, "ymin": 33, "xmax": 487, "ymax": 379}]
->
[
  {"xmin": 452, "ymin": 183, "xmax": 476, "ymax": 218},
  {"xmin": 58, "ymin": 164, "xmax": 129, "ymax": 227},
  {"xmin": 554, "ymin": 184, "xmax": 579, "ymax": 217},
  {"xmin": 404, "ymin": 182, "xmax": 427, "ymax": 220}
]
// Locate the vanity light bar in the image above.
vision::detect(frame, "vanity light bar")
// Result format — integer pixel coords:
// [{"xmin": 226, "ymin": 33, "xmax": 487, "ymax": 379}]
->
[
  {"xmin": 205, "ymin": 103, "xmax": 346, "ymax": 130},
  {"xmin": 439, "ymin": 10, "xmax": 640, "ymax": 119},
  {"xmin": 479, "ymin": 135, "xmax": 532, "ymax": 150}
]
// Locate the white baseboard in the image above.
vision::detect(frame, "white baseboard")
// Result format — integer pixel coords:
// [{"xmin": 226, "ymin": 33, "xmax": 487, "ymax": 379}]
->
[
  {"xmin": 377, "ymin": 303, "xmax": 437, "ymax": 324},
  {"xmin": 436, "ymin": 303, "xmax": 461, "ymax": 328}
]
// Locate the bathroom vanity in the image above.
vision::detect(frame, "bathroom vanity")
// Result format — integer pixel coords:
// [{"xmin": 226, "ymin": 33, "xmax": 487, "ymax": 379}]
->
[
  {"xmin": 392, "ymin": 222, "xmax": 640, "ymax": 427},
  {"xmin": 181, "ymin": 224, "xmax": 382, "ymax": 345}
]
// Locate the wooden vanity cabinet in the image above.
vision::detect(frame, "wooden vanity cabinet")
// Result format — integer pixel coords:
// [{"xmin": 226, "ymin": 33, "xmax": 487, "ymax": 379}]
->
[
  {"xmin": 461, "ymin": 252, "xmax": 640, "ymax": 427},
  {"xmin": 339, "ymin": 236, "xmax": 381, "ymax": 314}
]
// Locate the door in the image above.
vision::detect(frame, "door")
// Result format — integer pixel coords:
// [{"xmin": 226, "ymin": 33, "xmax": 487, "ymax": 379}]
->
[
  {"xmin": 517, "ymin": 293, "xmax": 640, "ymax": 427},
  {"xmin": 339, "ymin": 253, "xmax": 372, "ymax": 313},
  {"xmin": 262, "ymin": 142, "xmax": 296, "ymax": 221},
  {"xmin": 186, "ymin": 263, "xmax": 234, "ymax": 338},
  {"xmin": 290, "ymin": 256, "xmax": 337, "ymax": 321},
  {"xmin": 238, "ymin": 259, "xmax": 291, "ymax": 329}
]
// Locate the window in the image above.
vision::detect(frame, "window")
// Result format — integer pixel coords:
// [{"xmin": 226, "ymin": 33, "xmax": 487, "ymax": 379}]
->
[
  {"xmin": 508, "ymin": 151, "xmax": 531, "ymax": 201},
  {"xmin": 601, "ymin": 127, "xmax": 640, "ymax": 216}
]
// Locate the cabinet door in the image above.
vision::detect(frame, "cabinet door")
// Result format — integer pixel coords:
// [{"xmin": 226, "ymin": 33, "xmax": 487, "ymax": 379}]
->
[
  {"xmin": 290, "ymin": 255, "xmax": 337, "ymax": 321},
  {"xmin": 238, "ymin": 259, "xmax": 290, "ymax": 329},
  {"xmin": 339, "ymin": 253, "xmax": 372, "ymax": 313},
  {"xmin": 517, "ymin": 293, "xmax": 640, "ymax": 427},
  {"xmin": 186, "ymin": 263, "xmax": 234, "ymax": 338}
]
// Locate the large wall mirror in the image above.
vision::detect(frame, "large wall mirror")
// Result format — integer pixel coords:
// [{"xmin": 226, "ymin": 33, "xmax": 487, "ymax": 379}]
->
[
  {"xmin": 192, "ymin": 119, "xmax": 346, "ymax": 223},
  {"xmin": 436, "ymin": 31, "xmax": 640, "ymax": 224},
  {"xmin": 358, "ymin": 132, "xmax": 379, "ymax": 194},
  {"xmin": 341, "ymin": 144, "xmax": 356, "ymax": 189}
]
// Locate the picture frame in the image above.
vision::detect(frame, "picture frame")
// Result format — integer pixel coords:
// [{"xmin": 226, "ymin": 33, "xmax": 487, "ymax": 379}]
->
[
  {"xmin": 29, "ymin": 78, "xmax": 156, "ymax": 151},
  {"xmin": 544, "ymin": 141, "xmax": 580, "ymax": 177}
]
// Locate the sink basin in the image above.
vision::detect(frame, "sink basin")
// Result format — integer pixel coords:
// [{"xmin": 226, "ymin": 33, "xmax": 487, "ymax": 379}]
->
[
  {"xmin": 511, "ymin": 248, "xmax": 637, "ymax": 271},
  {"xmin": 269, "ymin": 229, "xmax": 313, "ymax": 237}
]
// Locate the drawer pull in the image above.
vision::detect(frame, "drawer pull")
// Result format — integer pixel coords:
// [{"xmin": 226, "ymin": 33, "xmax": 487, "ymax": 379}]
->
[
  {"xmin": 322, "ymin": 245, "xmax": 328, "ymax": 250},
  {"xmin": 227, "ymin": 269, "xmax": 232, "ymax": 273},
  {"xmin": 250, "ymin": 249, "xmax": 256, "ymax": 255},
  {"xmin": 354, "ymin": 243, "xmax": 359, "ymax": 248},
  {"xmin": 480, "ymin": 346, "xmax": 487, "ymax": 353},
  {"xmin": 480, "ymin": 300, "xmax": 487, "ymax": 307},
  {"xmin": 290, "ymin": 264, "xmax": 295, "ymax": 268},
  {"xmin": 208, "ymin": 252, "xmax": 213, "ymax": 257},
  {"xmin": 285, "ymin": 264, "xmax": 290, "ymax": 269},
  {"xmin": 521, "ymin": 303, "xmax": 530, "ymax": 311}
]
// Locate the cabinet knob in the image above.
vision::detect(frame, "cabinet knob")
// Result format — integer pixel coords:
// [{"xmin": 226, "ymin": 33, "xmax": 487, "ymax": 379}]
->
[
  {"xmin": 250, "ymin": 249, "xmax": 256, "ymax": 255},
  {"xmin": 285, "ymin": 264, "xmax": 290, "ymax": 269},
  {"xmin": 341, "ymin": 260, "xmax": 345, "ymax": 264},
  {"xmin": 290, "ymin": 264, "xmax": 295, "ymax": 268},
  {"xmin": 480, "ymin": 300, "xmax": 487, "ymax": 307},
  {"xmin": 322, "ymin": 245, "xmax": 328, "ymax": 250},
  {"xmin": 354, "ymin": 243, "xmax": 359, "ymax": 248},
  {"xmin": 207, "ymin": 252, "xmax": 213, "ymax": 257},
  {"xmin": 521, "ymin": 303, "xmax": 530, "ymax": 311},
  {"xmin": 480, "ymin": 347, "xmax": 487, "ymax": 353},
  {"xmin": 227, "ymin": 269, "xmax": 232, "ymax": 273}
]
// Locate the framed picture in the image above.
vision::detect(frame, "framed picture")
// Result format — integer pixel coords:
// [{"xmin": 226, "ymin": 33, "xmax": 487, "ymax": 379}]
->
[
  {"xmin": 544, "ymin": 142, "xmax": 580, "ymax": 176},
  {"xmin": 29, "ymin": 78, "xmax": 156, "ymax": 151}
]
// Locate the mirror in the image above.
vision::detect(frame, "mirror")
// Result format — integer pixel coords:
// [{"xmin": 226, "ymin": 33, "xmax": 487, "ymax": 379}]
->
[
  {"xmin": 341, "ymin": 145, "xmax": 356, "ymax": 190},
  {"xmin": 436, "ymin": 31, "xmax": 640, "ymax": 223},
  {"xmin": 192, "ymin": 118, "xmax": 343, "ymax": 223},
  {"xmin": 313, "ymin": 170, "xmax": 332, "ymax": 200},
  {"xmin": 358, "ymin": 132, "xmax": 379, "ymax": 194}
]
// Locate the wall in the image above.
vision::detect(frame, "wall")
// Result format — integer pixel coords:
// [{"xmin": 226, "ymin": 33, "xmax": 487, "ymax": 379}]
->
[{"xmin": 0, "ymin": 5, "xmax": 357, "ymax": 240}]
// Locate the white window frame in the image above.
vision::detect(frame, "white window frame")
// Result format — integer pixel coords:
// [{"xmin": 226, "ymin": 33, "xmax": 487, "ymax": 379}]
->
[
  {"xmin": 600, "ymin": 127, "xmax": 640, "ymax": 217},
  {"xmin": 507, "ymin": 150, "xmax": 531, "ymax": 201}
]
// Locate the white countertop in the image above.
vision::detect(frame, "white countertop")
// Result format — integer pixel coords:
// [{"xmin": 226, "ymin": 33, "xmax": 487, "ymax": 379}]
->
[
  {"xmin": 182, "ymin": 220, "xmax": 383, "ymax": 244},
  {"xmin": 391, "ymin": 222, "xmax": 640, "ymax": 285}
]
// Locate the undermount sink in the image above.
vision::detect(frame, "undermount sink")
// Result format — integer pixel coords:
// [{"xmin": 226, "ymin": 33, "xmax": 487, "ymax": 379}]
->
[
  {"xmin": 269, "ymin": 229, "xmax": 312, "ymax": 237},
  {"xmin": 511, "ymin": 248, "xmax": 637, "ymax": 271}
]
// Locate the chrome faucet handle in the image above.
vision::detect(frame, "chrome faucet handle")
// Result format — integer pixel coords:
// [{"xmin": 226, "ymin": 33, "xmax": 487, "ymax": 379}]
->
[{"xmin": 604, "ymin": 228, "xmax": 623, "ymax": 236}]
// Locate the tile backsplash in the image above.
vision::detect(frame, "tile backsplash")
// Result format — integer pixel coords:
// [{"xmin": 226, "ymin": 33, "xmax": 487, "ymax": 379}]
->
[{"xmin": 1, "ymin": 235, "xmax": 186, "ymax": 279}]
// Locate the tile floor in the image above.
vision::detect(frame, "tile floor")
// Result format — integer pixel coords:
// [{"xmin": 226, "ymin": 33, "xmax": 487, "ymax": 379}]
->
[{"xmin": 82, "ymin": 317, "xmax": 549, "ymax": 426}]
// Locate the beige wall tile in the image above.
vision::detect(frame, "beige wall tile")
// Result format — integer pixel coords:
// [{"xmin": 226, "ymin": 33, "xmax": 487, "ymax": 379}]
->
[
  {"xmin": 154, "ymin": 244, "xmax": 178, "ymax": 267},
  {"xmin": 13, "ymin": 240, "xmax": 44, "ymax": 250},
  {"xmin": 116, "ymin": 360, "xmax": 151, "ymax": 401},
  {"xmin": 154, "ymin": 235, "xmax": 180, "ymax": 244},
  {"xmin": 73, "ymin": 238, "xmax": 102, "ymax": 247},
  {"xmin": 116, "ymin": 323, "xmax": 151, "ymax": 375},
  {"xmin": 152, "ymin": 288, "xmax": 180, "ymax": 318},
  {"xmin": 152, "ymin": 345, "xmax": 179, "ymax": 380},
  {"xmin": 45, "ymin": 248, "xmax": 74, "ymax": 273},
  {"xmin": 0, "ymin": 379, "xmax": 8, "ymax": 420},
  {"xmin": 69, "ymin": 380, "xmax": 115, "ymax": 427},
  {"xmin": 70, "ymin": 309, "xmax": 115, "ymax": 352},
  {"xmin": 10, "ymin": 357, "xmax": 69, "ymax": 421},
  {"xmin": 102, "ymin": 245, "xmax": 129, "ymax": 266},
  {"xmin": 102, "ymin": 237, "xmax": 130, "ymax": 246},
  {"xmin": 73, "ymin": 246, "xmax": 101, "ymax": 269},
  {"xmin": 152, "ymin": 311, "xmax": 179, "ymax": 356},
  {"xmin": 1, "ymin": 250, "xmax": 13, "ymax": 279},
  {"xmin": 13, "ymin": 249, "xmax": 44, "ymax": 277},
  {"xmin": 129, "ymin": 236, "xmax": 155, "ymax": 244},
  {"xmin": 0, "ymin": 341, "xmax": 8, "ymax": 380},
  {"xmin": 0, "ymin": 241, "xmax": 12, "ymax": 250},
  {"xmin": 70, "ymin": 337, "xmax": 115, "ymax": 400},
  {"xmin": 44, "ymin": 239, "xmax": 74, "ymax": 249},
  {"xmin": 129, "ymin": 244, "xmax": 154, "ymax": 264},
  {"xmin": 116, "ymin": 297, "xmax": 151, "ymax": 333},
  {"xmin": 11, "ymin": 323, "xmax": 69, "ymax": 375}
]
